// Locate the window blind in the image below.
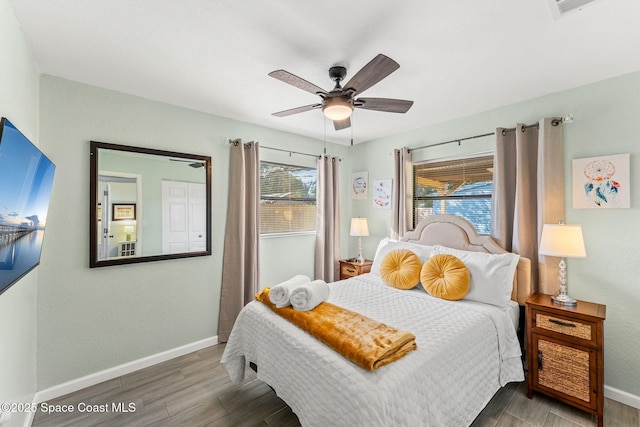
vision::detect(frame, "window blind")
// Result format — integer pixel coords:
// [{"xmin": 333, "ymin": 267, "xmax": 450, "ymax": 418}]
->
[
  {"xmin": 413, "ymin": 155, "xmax": 494, "ymax": 234},
  {"xmin": 260, "ymin": 161, "xmax": 317, "ymax": 234}
]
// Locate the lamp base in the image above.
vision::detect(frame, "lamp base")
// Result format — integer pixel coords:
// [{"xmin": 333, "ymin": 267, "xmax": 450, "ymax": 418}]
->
[
  {"xmin": 551, "ymin": 293, "xmax": 577, "ymax": 306},
  {"xmin": 356, "ymin": 236, "xmax": 365, "ymax": 263},
  {"xmin": 551, "ymin": 257, "xmax": 577, "ymax": 306}
]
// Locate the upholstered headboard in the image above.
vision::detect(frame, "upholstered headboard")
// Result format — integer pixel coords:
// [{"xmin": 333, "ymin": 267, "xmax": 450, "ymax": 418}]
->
[{"xmin": 400, "ymin": 215, "xmax": 532, "ymax": 305}]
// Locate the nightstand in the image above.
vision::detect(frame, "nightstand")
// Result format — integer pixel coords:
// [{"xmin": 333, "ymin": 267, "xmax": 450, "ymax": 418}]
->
[
  {"xmin": 339, "ymin": 259, "xmax": 373, "ymax": 280},
  {"xmin": 118, "ymin": 241, "xmax": 136, "ymax": 257},
  {"xmin": 526, "ymin": 292, "xmax": 606, "ymax": 427}
]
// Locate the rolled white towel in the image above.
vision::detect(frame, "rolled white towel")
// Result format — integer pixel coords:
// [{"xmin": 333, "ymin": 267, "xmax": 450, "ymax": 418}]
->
[
  {"xmin": 290, "ymin": 280, "xmax": 330, "ymax": 311},
  {"xmin": 268, "ymin": 275, "xmax": 311, "ymax": 308}
]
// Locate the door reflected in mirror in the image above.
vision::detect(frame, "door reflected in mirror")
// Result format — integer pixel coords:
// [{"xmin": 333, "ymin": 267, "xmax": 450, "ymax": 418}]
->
[{"xmin": 90, "ymin": 141, "xmax": 211, "ymax": 268}]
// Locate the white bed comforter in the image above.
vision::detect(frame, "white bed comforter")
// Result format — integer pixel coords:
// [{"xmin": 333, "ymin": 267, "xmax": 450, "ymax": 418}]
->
[{"xmin": 221, "ymin": 274, "xmax": 524, "ymax": 427}]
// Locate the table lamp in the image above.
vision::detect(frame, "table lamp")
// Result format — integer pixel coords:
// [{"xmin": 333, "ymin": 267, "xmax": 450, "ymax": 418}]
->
[
  {"xmin": 123, "ymin": 225, "xmax": 135, "ymax": 242},
  {"xmin": 350, "ymin": 218, "xmax": 369, "ymax": 263},
  {"xmin": 539, "ymin": 222, "xmax": 586, "ymax": 306}
]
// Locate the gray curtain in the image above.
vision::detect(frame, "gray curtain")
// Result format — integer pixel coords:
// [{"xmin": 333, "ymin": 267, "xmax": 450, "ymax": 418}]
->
[
  {"xmin": 218, "ymin": 140, "xmax": 260, "ymax": 342},
  {"xmin": 391, "ymin": 147, "xmax": 413, "ymax": 239},
  {"xmin": 491, "ymin": 118, "xmax": 565, "ymax": 295},
  {"xmin": 315, "ymin": 154, "xmax": 341, "ymax": 282}
]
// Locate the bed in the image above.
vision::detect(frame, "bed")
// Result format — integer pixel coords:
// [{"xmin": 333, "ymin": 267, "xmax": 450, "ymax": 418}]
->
[{"xmin": 221, "ymin": 215, "xmax": 532, "ymax": 426}]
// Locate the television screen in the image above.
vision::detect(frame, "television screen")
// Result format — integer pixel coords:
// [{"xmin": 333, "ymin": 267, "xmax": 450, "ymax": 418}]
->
[{"xmin": 0, "ymin": 117, "xmax": 56, "ymax": 295}]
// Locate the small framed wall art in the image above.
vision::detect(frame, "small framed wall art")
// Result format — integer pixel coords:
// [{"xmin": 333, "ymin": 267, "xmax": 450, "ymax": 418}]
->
[
  {"xmin": 352, "ymin": 171, "xmax": 368, "ymax": 200},
  {"xmin": 373, "ymin": 179, "xmax": 392, "ymax": 209},
  {"xmin": 112, "ymin": 203, "xmax": 137, "ymax": 220},
  {"xmin": 572, "ymin": 153, "xmax": 630, "ymax": 209}
]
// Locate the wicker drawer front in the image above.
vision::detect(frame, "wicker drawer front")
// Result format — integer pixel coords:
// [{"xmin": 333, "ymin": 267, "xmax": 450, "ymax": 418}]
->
[
  {"xmin": 538, "ymin": 339, "xmax": 591, "ymax": 402},
  {"xmin": 536, "ymin": 313, "xmax": 592, "ymax": 341},
  {"xmin": 340, "ymin": 263, "xmax": 359, "ymax": 278}
]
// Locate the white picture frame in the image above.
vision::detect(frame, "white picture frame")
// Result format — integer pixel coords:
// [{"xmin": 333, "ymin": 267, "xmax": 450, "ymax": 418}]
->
[
  {"xmin": 352, "ymin": 171, "xmax": 368, "ymax": 200},
  {"xmin": 373, "ymin": 179, "xmax": 392, "ymax": 209},
  {"xmin": 572, "ymin": 153, "xmax": 630, "ymax": 209}
]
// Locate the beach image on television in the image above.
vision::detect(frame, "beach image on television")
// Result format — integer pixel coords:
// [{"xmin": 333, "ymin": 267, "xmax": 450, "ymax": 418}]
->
[{"xmin": 0, "ymin": 118, "xmax": 56, "ymax": 295}]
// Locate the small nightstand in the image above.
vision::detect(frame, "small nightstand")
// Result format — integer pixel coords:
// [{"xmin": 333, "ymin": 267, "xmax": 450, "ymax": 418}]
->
[
  {"xmin": 118, "ymin": 241, "xmax": 136, "ymax": 257},
  {"xmin": 339, "ymin": 259, "xmax": 373, "ymax": 280},
  {"xmin": 526, "ymin": 292, "xmax": 606, "ymax": 427}
]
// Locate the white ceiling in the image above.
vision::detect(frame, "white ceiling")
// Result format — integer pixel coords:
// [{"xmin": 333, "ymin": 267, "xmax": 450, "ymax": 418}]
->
[{"xmin": 9, "ymin": 0, "xmax": 640, "ymax": 145}]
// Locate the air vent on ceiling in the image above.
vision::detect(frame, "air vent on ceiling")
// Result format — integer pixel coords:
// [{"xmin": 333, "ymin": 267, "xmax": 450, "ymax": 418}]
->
[{"xmin": 548, "ymin": 0, "xmax": 599, "ymax": 17}]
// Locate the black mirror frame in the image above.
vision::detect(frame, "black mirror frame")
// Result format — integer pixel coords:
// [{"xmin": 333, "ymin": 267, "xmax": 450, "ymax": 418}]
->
[{"xmin": 90, "ymin": 140, "xmax": 212, "ymax": 268}]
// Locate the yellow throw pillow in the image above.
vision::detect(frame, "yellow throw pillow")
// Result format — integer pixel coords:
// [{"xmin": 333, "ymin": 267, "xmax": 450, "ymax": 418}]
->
[
  {"xmin": 379, "ymin": 249, "xmax": 422, "ymax": 289},
  {"xmin": 420, "ymin": 254, "xmax": 470, "ymax": 300}
]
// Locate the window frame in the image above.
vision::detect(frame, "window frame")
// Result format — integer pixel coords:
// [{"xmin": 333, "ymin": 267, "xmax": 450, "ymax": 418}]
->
[
  {"xmin": 259, "ymin": 160, "xmax": 317, "ymax": 236},
  {"xmin": 412, "ymin": 152, "xmax": 494, "ymax": 234}
]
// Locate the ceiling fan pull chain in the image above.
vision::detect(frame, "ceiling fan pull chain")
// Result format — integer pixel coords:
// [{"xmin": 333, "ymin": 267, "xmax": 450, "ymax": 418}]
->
[{"xmin": 351, "ymin": 113, "xmax": 354, "ymax": 146}]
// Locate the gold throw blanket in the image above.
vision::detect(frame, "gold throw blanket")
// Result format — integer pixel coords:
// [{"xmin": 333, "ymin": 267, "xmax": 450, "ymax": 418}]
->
[{"xmin": 255, "ymin": 287, "xmax": 417, "ymax": 371}]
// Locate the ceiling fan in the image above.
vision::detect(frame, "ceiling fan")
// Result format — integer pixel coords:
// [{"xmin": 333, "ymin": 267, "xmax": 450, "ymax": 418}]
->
[
  {"xmin": 269, "ymin": 54, "xmax": 413, "ymax": 131},
  {"xmin": 169, "ymin": 158, "xmax": 205, "ymax": 169}
]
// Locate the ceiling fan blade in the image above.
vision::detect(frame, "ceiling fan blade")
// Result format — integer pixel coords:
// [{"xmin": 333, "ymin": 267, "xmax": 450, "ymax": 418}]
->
[
  {"xmin": 269, "ymin": 70, "xmax": 328, "ymax": 96},
  {"xmin": 333, "ymin": 117, "xmax": 351, "ymax": 131},
  {"xmin": 169, "ymin": 158, "xmax": 205, "ymax": 167},
  {"xmin": 272, "ymin": 103, "xmax": 321, "ymax": 117},
  {"xmin": 343, "ymin": 54, "xmax": 400, "ymax": 95},
  {"xmin": 356, "ymin": 97, "xmax": 414, "ymax": 113}
]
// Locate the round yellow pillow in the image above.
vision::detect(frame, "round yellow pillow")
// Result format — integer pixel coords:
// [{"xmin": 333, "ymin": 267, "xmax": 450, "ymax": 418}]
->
[
  {"xmin": 420, "ymin": 254, "xmax": 470, "ymax": 300},
  {"xmin": 379, "ymin": 249, "xmax": 422, "ymax": 289}
]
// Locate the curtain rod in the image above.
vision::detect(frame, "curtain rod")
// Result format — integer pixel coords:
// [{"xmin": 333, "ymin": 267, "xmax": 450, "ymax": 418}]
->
[
  {"xmin": 227, "ymin": 139, "xmax": 326, "ymax": 159},
  {"xmin": 409, "ymin": 115, "xmax": 571, "ymax": 153},
  {"xmin": 261, "ymin": 145, "xmax": 323, "ymax": 159},
  {"xmin": 409, "ymin": 132, "xmax": 495, "ymax": 152}
]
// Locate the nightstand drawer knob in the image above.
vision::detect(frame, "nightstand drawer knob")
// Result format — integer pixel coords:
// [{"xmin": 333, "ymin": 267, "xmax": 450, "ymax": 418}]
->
[
  {"xmin": 548, "ymin": 318, "xmax": 576, "ymax": 328},
  {"xmin": 346, "ymin": 268, "xmax": 356, "ymax": 273}
]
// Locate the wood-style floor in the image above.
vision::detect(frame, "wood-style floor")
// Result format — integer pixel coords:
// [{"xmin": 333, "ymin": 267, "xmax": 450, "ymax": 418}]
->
[{"xmin": 33, "ymin": 343, "xmax": 639, "ymax": 427}]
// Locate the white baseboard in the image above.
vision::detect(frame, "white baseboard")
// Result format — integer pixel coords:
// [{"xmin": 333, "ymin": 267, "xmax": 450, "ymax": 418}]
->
[
  {"xmin": 605, "ymin": 385, "xmax": 640, "ymax": 409},
  {"xmin": 33, "ymin": 336, "xmax": 218, "ymax": 405}
]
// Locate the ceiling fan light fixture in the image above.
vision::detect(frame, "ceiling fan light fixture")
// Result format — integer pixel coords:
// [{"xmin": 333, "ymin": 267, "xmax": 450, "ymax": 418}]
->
[{"xmin": 322, "ymin": 97, "xmax": 353, "ymax": 121}]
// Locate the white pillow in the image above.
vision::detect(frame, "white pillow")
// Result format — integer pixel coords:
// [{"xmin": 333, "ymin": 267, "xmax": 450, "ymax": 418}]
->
[
  {"xmin": 374, "ymin": 237, "xmax": 396, "ymax": 260},
  {"xmin": 372, "ymin": 241, "xmax": 433, "ymax": 276},
  {"xmin": 431, "ymin": 245, "xmax": 519, "ymax": 307}
]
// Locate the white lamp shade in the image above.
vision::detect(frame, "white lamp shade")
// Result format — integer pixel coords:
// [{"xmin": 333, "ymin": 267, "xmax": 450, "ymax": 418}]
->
[
  {"xmin": 123, "ymin": 225, "xmax": 135, "ymax": 233},
  {"xmin": 350, "ymin": 218, "xmax": 369, "ymax": 237},
  {"xmin": 539, "ymin": 224, "xmax": 586, "ymax": 258}
]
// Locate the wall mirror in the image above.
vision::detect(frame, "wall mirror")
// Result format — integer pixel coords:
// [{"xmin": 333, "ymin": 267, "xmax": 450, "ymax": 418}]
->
[{"xmin": 90, "ymin": 141, "xmax": 211, "ymax": 268}]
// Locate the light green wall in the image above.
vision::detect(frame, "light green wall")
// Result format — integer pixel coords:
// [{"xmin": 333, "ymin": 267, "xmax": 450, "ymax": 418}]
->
[
  {"xmin": 0, "ymin": 0, "xmax": 40, "ymax": 425},
  {"xmin": 351, "ymin": 71, "xmax": 640, "ymax": 397},
  {"xmin": 36, "ymin": 75, "xmax": 349, "ymax": 390}
]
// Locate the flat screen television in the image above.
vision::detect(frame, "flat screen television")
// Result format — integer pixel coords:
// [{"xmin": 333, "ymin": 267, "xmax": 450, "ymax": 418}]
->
[{"xmin": 0, "ymin": 117, "xmax": 56, "ymax": 295}]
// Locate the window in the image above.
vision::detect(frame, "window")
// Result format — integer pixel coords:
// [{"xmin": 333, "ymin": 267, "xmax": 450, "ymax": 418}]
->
[
  {"xmin": 260, "ymin": 161, "xmax": 317, "ymax": 234},
  {"xmin": 413, "ymin": 154, "xmax": 494, "ymax": 234}
]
